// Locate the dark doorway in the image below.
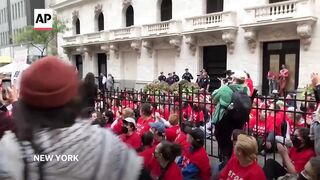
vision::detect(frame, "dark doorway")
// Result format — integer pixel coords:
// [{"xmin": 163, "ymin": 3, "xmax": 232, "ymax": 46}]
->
[
  {"xmin": 126, "ymin": 5, "xmax": 134, "ymax": 27},
  {"xmin": 207, "ymin": 0, "xmax": 223, "ymax": 13},
  {"xmin": 203, "ymin": 45, "xmax": 227, "ymax": 92},
  {"xmin": 75, "ymin": 19, "xmax": 80, "ymax": 34},
  {"xmin": 98, "ymin": 13, "xmax": 104, "ymax": 31},
  {"xmin": 262, "ymin": 40, "xmax": 300, "ymax": 95},
  {"xmin": 161, "ymin": 0, "xmax": 172, "ymax": 21},
  {"xmin": 75, "ymin": 55, "xmax": 83, "ymax": 79},
  {"xmin": 98, "ymin": 53, "xmax": 107, "ymax": 76}
]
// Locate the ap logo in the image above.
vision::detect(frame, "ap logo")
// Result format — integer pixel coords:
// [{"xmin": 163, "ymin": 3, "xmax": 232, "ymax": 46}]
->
[{"xmin": 34, "ymin": 9, "xmax": 53, "ymax": 31}]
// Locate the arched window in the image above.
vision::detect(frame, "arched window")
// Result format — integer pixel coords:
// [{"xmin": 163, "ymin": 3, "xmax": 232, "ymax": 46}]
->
[
  {"xmin": 125, "ymin": 5, "xmax": 134, "ymax": 27},
  {"xmin": 98, "ymin": 13, "xmax": 104, "ymax": 31},
  {"xmin": 75, "ymin": 18, "xmax": 80, "ymax": 34},
  {"xmin": 207, "ymin": 0, "xmax": 223, "ymax": 13},
  {"xmin": 161, "ymin": 0, "xmax": 172, "ymax": 21}
]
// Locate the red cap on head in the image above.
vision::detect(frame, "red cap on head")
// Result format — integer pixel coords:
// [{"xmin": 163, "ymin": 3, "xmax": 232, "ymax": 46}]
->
[{"xmin": 20, "ymin": 56, "xmax": 79, "ymax": 108}]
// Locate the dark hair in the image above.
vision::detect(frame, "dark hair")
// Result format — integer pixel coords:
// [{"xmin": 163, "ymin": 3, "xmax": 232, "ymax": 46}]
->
[
  {"xmin": 13, "ymin": 98, "xmax": 82, "ymax": 141},
  {"xmin": 191, "ymin": 137, "xmax": 204, "ymax": 150},
  {"xmin": 104, "ymin": 110, "xmax": 114, "ymax": 124},
  {"xmin": 235, "ymin": 78, "xmax": 245, "ymax": 84},
  {"xmin": 84, "ymin": 72, "xmax": 95, "ymax": 84},
  {"xmin": 159, "ymin": 141, "xmax": 182, "ymax": 162},
  {"xmin": 79, "ymin": 73, "xmax": 98, "ymax": 108},
  {"xmin": 123, "ymin": 121, "xmax": 136, "ymax": 131},
  {"xmin": 298, "ymin": 128, "xmax": 314, "ymax": 149},
  {"xmin": 245, "ymin": 72, "xmax": 251, "ymax": 79},
  {"xmin": 141, "ymin": 131, "xmax": 154, "ymax": 147},
  {"xmin": 181, "ymin": 121, "xmax": 193, "ymax": 134},
  {"xmin": 141, "ymin": 103, "xmax": 152, "ymax": 116}
]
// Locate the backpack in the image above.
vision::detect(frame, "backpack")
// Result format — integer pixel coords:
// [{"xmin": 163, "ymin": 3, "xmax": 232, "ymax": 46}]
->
[{"xmin": 225, "ymin": 85, "xmax": 252, "ymax": 128}]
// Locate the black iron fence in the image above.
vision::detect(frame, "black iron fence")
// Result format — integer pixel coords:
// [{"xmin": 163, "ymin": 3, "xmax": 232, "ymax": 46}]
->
[{"xmin": 95, "ymin": 84, "xmax": 317, "ymax": 164}]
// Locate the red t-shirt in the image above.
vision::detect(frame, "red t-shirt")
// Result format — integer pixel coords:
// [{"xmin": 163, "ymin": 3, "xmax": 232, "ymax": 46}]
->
[
  {"xmin": 174, "ymin": 132, "xmax": 190, "ymax": 154},
  {"xmin": 180, "ymin": 147, "xmax": 211, "ymax": 180},
  {"xmin": 191, "ymin": 111, "xmax": 204, "ymax": 124},
  {"xmin": 220, "ymin": 156, "xmax": 266, "ymax": 180},
  {"xmin": 266, "ymin": 114, "xmax": 282, "ymax": 135},
  {"xmin": 249, "ymin": 117, "xmax": 274, "ymax": 137},
  {"xmin": 286, "ymin": 118, "xmax": 305, "ymax": 135},
  {"xmin": 120, "ymin": 132, "xmax": 141, "ymax": 150},
  {"xmin": 112, "ymin": 118, "xmax": 123, "ymax": 135},
  {"xmin": 182, "ymin": 105, "xmax": 192, "ymax": 119},
  {"xmin": 289, "ymin": 147, "xmax": 316, "ymax": 173},
  {"xmin": 139, "ymin": 146, "xmax": 156, "ymax": 168},
  {"xmin": 149, "ymin": 159, "xmax": 183, "ymax": 180},
  {"xmin": 245, "ymin": 78, "xmax": 254, "ymax": 96},
  {"xmin": 165, "ymin": 125, "xmax": 180, "ymax": 142},
  {"xmin": 136, "ymin": 117, "xmax": 155, "ymax": 136}
]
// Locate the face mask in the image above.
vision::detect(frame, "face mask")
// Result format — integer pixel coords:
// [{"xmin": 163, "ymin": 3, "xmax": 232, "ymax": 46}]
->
[
  {"xmin": 292, "ymin": 135, "xmax": 302, "ymax": 148},
  {"xmin": 121, "ymin": 126, "xmax": 128, "ymax": 134}
]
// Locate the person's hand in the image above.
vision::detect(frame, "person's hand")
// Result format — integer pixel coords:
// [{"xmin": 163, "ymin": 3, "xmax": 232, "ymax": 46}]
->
[
  {"xmin": 311, "ymin": 73, "xmax": 320, "ymax": 86},
  {"xmin": 277, "ymin": 143, "xmax": 288, "ymax": 156},
  {"xmin": 7, "ymin": 86, "xmax": 18, "ymax": 103},
  {"xmin": 155, "ymin": 112, "xmax": 161, "ymax": 120}
]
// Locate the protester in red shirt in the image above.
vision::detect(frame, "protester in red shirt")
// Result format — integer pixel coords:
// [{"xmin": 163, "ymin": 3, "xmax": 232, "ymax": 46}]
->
[
  {"xmin": 263, "ymin": 128, "xmax": 316, "ymax": 180},
  {"xmin": 138, "ymin": 131, "xmax": 155, "ymax": 168},
  {"xmin": 190, "ymin": 103, "xmax": 204, "ymax": 127},
  {"xmin": 220, "ymin": 134, "xmax": 266, "ymax": 180},
  {"xmin": 111, "ymin": 107, "xmax": 135, "ymax": 135},
  {"xmin": 149, "ymin": 121, "xmax": 166, "ymax": 147},
  {"xmin": 136, "ymin": 103, "xmax": 155, "ymax": 136},
  {"xmin": 149, "ymin": 141, "xmax": 183, "ymax": 180},
  {"xmin": 120, "ymin": 117, "xmax": 141, "ymax": 150},
  {"xmin": 177, "ymin": 128, "xmax": 211, "ymax": 180},
  {"xmin": 244, "ymin": 71, "xmax": 254, "ymax": 96},
  {"xmin": 165, "ymin": 114, "xmax": 180, "ymax": 142}
]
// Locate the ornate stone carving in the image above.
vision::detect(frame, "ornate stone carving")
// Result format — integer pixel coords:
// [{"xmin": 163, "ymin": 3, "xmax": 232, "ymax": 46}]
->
[
  {"xmin": 109, "ymin": 44, "xmax": 119, "ymax": 59},
  {"xmin": 297, "ymin": 21, "xmax": 314, "ymax": 51},
  {"xmin": 185, "ymin": 35, "xmax": 196, "ymax": 56},
  {"xmin": 244, "ymin": 29, "xmax": 257, "ymax": 53},
  {"xmin": 100, "ymin": 44, "xmax": 110, "ymax": 56},
  {"xmin": 76, "ymin": 47, "xmax": 92, "ymax": 60},
  {"xmin": 63, "ymin": 48, "xmax": 73, "ymax": 60},
  {"xmin": 222, "ymin": 30, "xmax": 237, "ymax": 54},
  {"xmin": 169, "ymin": 36, "xmax": 182, "ymax": 55},
  {"xmin": 94, "ymin": 4, "xmax": 103, "ymax": 16},
  {"xmin": 72, "ymin": 10, "xmax": 79, "ymax": 22},
  {"xmin": 123, "ymin": 0, "xmax": 132, "ymax": 6},
  {"xmin": 131, "ymin": 40, "xmax": 141, "ymax": 54},
  {"xmin": 142, "ymin": 40, "xmax": 153, "ymax": 58}
]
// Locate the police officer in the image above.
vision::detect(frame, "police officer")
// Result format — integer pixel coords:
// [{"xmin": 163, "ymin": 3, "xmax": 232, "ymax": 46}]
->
[
  {"xmin": 172, "ymin": 72, "xmax": 180, "ymax": 82},
  {"xmin": 182, "ymin": 68, "xmax": 194, "ymax": 82},
  {"xmin": 158, "ymin": 72, "xmax": 166, "ymax": 82},
  {"xmin": 199, "ymin": 71, "xmax": 210, "ymax": 92},
  {"xmin": 166, "ymin": 73, "xmax": 175, "ymax": 85}
]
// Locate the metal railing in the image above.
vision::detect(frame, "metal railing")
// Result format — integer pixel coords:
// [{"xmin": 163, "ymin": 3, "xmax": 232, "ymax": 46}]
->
[{"xmin": 95, "ymin": 84, "xmax": 316, "ymax": 165}]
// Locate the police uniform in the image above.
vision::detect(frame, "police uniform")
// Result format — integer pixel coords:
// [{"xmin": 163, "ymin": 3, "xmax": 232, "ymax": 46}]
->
[
  {"xmin": 182, "ymin": 72, "xmax": 194, "ymax": 82},
  {"xmin": 158, "ymin": 74, "xmax": 166, "ymax": 82},
  {"xmin": 166, "ymin": 76, "xmax": 175, "ymax": 85},
  {"xmin": 172, "ymin": 74, "xmax": 180, "ymax": 82},
  {"xmin": 200, "ymin": 75, "xmax": 210, "ymax": 90}
]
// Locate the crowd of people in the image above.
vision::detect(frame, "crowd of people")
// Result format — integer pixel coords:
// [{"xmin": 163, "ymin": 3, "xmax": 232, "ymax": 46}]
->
[{"xmin": 0, "ymin": 56, "xmax": 319, "ymax": 180}]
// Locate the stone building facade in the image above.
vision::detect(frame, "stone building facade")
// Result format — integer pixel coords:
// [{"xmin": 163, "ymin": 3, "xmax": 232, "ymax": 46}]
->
[{"xmin": 51, "ymin": 0, "xmax": 319, "ymax": 93}]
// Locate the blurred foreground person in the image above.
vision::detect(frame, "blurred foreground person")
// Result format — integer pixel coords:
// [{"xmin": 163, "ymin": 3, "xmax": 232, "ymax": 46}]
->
[{"xmin": 0, "ymin": 57, "xmax": 143, "ymax": 180}]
